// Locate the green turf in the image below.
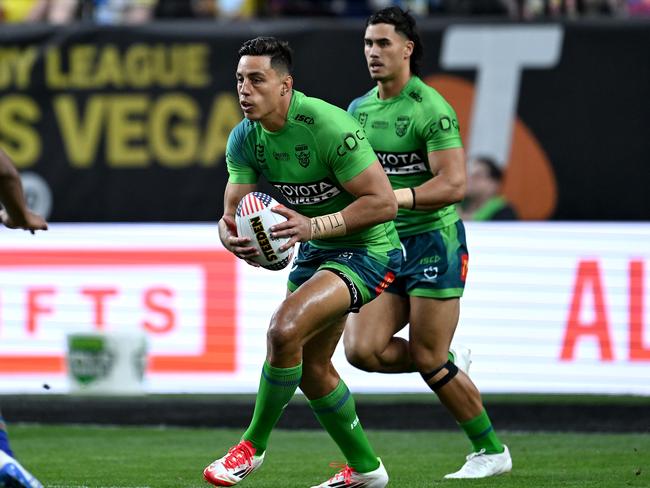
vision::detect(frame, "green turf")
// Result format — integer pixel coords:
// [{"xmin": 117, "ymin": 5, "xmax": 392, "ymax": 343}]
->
[{"xmin": 8, "ymin": 425, "xmax": 648, "ymax": 487}]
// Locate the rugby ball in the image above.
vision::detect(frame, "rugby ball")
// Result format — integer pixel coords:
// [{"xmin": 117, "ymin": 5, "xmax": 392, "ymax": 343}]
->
[{"xmin": 235, "ymin": 192, "xmax": 294, "ymax": 271}]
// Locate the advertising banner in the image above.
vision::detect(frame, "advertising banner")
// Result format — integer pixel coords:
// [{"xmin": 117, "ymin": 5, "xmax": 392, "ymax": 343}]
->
[
  {"xmin": 1, "ymin": 21, "xmax": 648, "ymax": 222},
  {"xmin": 1, "ymin": 222, "xmax": 648, "ymax": 395}
]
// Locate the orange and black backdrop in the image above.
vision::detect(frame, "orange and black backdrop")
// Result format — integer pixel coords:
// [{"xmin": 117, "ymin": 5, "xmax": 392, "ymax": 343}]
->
[{"xmin": 0, "ymin": 20, "xmax": 648, "ymax": 221}]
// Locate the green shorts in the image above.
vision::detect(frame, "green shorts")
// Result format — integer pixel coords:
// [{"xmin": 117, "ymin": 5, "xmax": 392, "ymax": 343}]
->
[
  {"xmin": 287, "ymin": 242, "xmax": 403, "ymax": 312},
  {"xmin": 388, "ymin": 220, "xmax": 469, "ymax": 299}
]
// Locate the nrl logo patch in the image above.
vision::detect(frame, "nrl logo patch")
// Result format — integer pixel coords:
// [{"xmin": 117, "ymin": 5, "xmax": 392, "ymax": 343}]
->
[
  {"xmin": 295, "ymin": 144, "xmax": 311, "ymax": 168},
  {"xmin": 358, "ymin": 112, "xmax": 368, "ymax": 127},
  {"xmin": 395, "ymin": 115, "xmax": 411, "ymax": 137}
]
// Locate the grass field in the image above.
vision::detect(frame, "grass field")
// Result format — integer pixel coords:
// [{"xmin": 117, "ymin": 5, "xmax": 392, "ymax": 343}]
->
[{"xmin": 8, "ymin": 425, "xmax": 648, "ymax": 488}]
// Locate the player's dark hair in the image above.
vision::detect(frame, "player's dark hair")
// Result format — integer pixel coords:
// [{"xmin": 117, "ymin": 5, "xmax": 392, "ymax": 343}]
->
[
  {"xmin": 238, "ymin": 37, "xmax": 293, "ymax": 74},
  {"xmin": 475, "ymin": 156, "xmax": 503, "ymax": 182},
  {"xmin": 367, "ymin": 7, "xmax": 423, "ymax": 75}
]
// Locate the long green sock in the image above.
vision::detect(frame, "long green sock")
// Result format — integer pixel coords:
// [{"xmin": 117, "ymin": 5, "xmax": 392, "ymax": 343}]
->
[
  {"xmin": 309, "ymin": 380, "xmax": 379, "ymax": 473},
  {"xmin": 459, "ymin": 409, "xmax": 504, "ymax": 454},
  {"xmin": 242, "ymin": 361, "xmax": 302, "ymax": 454}
]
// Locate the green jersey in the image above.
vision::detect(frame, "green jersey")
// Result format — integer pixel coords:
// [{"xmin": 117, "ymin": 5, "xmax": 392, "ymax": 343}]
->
[
  {"xmin": 226, "ymin": 90, "xmax": 400, "ymax": 252},
  {"xmin": 348, "ymin": 76, "xmax": 463, "ymax": 237}
]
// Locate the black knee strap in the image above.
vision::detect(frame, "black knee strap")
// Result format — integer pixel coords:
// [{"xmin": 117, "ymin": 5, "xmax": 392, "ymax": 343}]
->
[{"xmin": 420, "ymin": 360, "xmax": 459, "ymax": 391}]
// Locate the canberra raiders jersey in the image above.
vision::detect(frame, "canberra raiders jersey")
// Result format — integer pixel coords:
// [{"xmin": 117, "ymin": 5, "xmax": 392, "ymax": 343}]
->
[
  {"xmin": 348, "ymin": 76, "xmax": 463, "ymax": 237},
  {"xmin": 226, "ymin": 90, "xmax": 400, "ymax": 252}
]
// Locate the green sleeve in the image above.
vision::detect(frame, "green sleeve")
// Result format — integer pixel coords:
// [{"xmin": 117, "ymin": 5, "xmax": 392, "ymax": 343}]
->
[
  {"xmin": 225, "ymin": 120, "xmax": 259, "ymax": 184},
  {"xmin": 419, "ymin": 97, "xmax": 463, "ymax": 153}
]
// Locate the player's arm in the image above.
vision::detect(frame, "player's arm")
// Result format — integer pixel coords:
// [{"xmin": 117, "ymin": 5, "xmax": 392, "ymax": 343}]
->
[
  {"xmin": 394, "ymin": 147, "xmax": 466, "ymax": 211},
  {"xmin": 271, "ymin": 161, "xmax": 397, "ymax": 250},
  {"xmin": 0, "ymin": 148, "xmax": 48, "ymax": 232},
  {"xmin": 218, "ymin": 181, "xmax": 259, "ymax": 262}
]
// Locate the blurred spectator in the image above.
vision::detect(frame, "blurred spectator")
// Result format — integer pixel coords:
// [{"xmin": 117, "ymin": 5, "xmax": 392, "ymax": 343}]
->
[
  {"xmin": 511, "ymin": 0, "xmax": 626, "ymax": 18},
  {"xmin": 0, "ymin": 0, "xmax": 39, "ymax": 22},
  {"xmin": 93, "ymin": 0, "xmax": 157, "ymax": 24},
  {"xmin": 0, "ymin": 0, "xmax": 78, "ymax": 23},
  {"xmin": 459, "ymin": 156, "xmax": 519, "ymax": 221}
]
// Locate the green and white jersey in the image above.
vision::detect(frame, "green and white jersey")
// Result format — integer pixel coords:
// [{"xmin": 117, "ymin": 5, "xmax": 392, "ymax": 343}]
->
[
  {"xmin": 226, "ymin": 89, "xmax": 400, "ymax": 252},
  {"xmin": 348, "ymin": 76, "xmax": 463, "ymax": 237}
]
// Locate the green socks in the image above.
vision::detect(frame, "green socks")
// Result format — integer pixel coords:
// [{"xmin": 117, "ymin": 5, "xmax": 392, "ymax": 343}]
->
[
  {"xmin": 459, "ymin": 409, "xmax": 504, "ymax": 454},
  {"xmin": 243, "ymin": 361, "xmax": 302, "ymax": 454},
  {"xmin": 310, "ymin": 380, "xmax": 379, "ymax": 473}
]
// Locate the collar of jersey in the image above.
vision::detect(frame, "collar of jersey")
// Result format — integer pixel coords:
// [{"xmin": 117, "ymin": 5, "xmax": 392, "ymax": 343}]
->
[
  {"xmin": 260, "ymin": 89, "xmax": 303, "ymax": 136},
  {"xmin": 373, "ymin": 75, "xmax": 419, "ymax": 105}
]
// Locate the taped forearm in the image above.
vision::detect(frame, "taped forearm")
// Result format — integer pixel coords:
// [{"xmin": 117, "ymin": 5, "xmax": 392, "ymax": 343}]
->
[
  {"xmin": 310, "ymin": 212, "xmax": 346, "ymax": 239},
  {"xmin": 394, "ymin": 187, "xmax": 416, "ymax": 210}
]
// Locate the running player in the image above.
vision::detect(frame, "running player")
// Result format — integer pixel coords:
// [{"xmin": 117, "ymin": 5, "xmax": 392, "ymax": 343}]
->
[
  {"xmin": 203, "ymin": 37, "xmax": 401, "ymax": 488},
  {"xmin": 344, "ymin": 7, "xmax": 512, "ymax": 479},
  {"xmin": 0, "ymin": 148, "xmax": 46, "ymax": 488}
]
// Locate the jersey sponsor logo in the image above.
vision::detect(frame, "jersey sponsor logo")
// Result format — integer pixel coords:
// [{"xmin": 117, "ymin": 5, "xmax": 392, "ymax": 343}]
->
[
  {"xmin": 371, "ymin": 120, "xmax": 389, "ymax": 129},
  {"xmin": 409, "ymin": 90, "xmax": 423, "ymax": 102},
  {"xmin": 395, "ymin": 115, "xmax": 411, "ymax": 137},
  {"xmin": 272, "ymin": 178, "xmax": 341, "ymax": 205},
  {"xmin": 376, "ymin": 150, "xmax": 428, "ymax": 175},
  {"xmin": 335, "ymin": 130, "xmax": 366, "ymax": 157},
  {"xmin": 294, "ymin": 144, "xmax": 311, "ymax": 168},
  {"xmin": 358, "ymin": 112, "xmax": 368, "ymax": 127},
  {"xmin": 273, "ymin": 151, "xmax": 290, "ymax": 161},
  {"xmin": 420, "ymin": 255, "xmax": 441, "ymax": 265},
  {"xmin": 429, "ymin": 115, "xmax": 459, "ymax": 137},
  {"xmin": 294, "ymin": 113, "xmax": 314, "ymax": 124}
]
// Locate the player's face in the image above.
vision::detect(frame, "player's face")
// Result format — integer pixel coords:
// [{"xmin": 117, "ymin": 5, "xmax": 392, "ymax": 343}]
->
[
  {"xmin": 236, "ymin": 55, "xmax": 287, "ymax": 121},
  {"xmin": 364, "ymin": 23, "xmax": 413, "ymax": 81}
]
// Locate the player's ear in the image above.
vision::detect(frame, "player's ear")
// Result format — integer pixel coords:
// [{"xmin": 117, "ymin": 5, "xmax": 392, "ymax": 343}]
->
[
  {"xmin": 281, "ymin": 75, "xmax": 293, "ymax": 96},
  {"xmin": 404, "ymin": 40, "xmax": 414, "ymax": 59}
]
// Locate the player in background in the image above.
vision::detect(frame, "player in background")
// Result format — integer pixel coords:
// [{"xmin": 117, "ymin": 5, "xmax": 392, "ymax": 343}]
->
[
  {"xmin": 0, "ymin": 148, "xmax": 46, "ymax": 488},
  {"xmin": 203, "ymin": 37, "xmax": 401, "ymax": 488},
  {"xmin": 344, "ymin": 7, "xmax": 512, "ymax": 479}
]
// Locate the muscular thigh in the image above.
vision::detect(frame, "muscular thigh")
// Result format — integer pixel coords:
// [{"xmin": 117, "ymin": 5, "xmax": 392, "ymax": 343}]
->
[
  {"xmin": 409, "ymin": 296, "xmax": 460, "ymax": 367},
  {"xmin": 277, "ymin": 270, "xmax": 351, "ymax": 344},
  {"xmin": 344, "ymin": 291, "xmax": 410, "ymax": 358}
]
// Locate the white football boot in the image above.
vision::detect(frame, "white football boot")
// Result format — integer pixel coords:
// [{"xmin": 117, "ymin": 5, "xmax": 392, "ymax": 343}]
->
[
  {"xmin": 203, "ymin": 440, "xmax": 264, "ymax": 486},
  {"xmin": 449, "ymin": 344, "xmax": 472, "ymax": 375},
  {"xmin": 444, "ymin": 445, "xmax": 512, "ymax": 479},
  {"xmin": 0, "ymin": 450, "xmax": 43, "ymax": 488},
  {"xmin": 310, "ymin": 458, "xmax": 388, "ymax": 488}
]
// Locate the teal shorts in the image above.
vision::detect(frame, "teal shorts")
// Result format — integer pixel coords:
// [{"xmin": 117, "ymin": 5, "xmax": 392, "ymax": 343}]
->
[
  {"xmin": 287, "ymin": 242, "xmax": 403, "ymax": 312},
  {"xmin": 387, "ymin": 220, "xmax": 469, "ymax": 299}
]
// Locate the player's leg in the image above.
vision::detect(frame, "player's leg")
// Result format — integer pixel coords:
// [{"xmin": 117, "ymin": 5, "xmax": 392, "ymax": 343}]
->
[
  {"xmin": 0, "ymin": 409, "xmax": 43, "ymax": 488},
  {"xmin": 406, "ymin": 221, "xmax": 510, "ymax": 478},
  {"xmin": 204, "ymin": 270, "xmax": 354, "ymax": 486},
  {"xmin": 409, "ymin": 297, "xmax": 510, "ymax": 478},
  {"xmin": 305, "ymin": 247, "xmax": 399, "ymax": 488},
  {"xmin": 301, "ymin": 316, "xmax": 387, "ymax": 486},
  {"xmin": 344, "ymin": 290, "xmax": 410, "ymax": 373},
  {"xmin": 0, "ymin": 410, "xmax": 11, "ymax": 457}
]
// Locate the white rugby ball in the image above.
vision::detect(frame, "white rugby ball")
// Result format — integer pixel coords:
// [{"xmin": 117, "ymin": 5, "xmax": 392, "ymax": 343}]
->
[{"xmin": 235, "ymin": 192, "xmax": 294, "ymax": 271}]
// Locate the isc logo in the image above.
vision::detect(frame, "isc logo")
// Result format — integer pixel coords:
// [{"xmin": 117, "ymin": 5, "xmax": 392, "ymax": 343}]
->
[{"xmin": 294, "ymin": 114, "xmax": 314, "ymax": 124}]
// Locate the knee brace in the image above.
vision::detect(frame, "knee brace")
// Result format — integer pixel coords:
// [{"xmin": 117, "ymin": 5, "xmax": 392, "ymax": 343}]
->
[{"xmin": 420, "ymin": 360, "xmax": 459, "ymax": 391}]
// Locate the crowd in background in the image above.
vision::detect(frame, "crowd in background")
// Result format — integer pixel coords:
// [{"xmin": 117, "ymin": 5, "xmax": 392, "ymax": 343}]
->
[{"xmin": 0, "ymin": 0, "xmax": 648, "ymax": 23}]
